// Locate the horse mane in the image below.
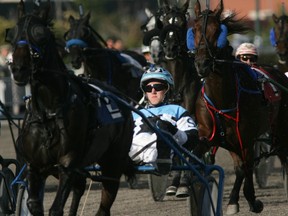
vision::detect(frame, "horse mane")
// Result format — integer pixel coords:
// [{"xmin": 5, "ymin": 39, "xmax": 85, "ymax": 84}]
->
[{"xmin": 221, "ymin": 12, "xmax": 251, "ymax": 36}]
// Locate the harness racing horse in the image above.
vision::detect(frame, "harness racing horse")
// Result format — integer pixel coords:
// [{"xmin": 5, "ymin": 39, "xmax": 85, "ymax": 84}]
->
[
  {"xmin": 65, "ymin": 12, "xmax": 147, "ymax": 104},
  {"xmin": 6, "ymin": 1, "xmax": 135, "ymax": 215},
  {"xmin": 141, "ymin": 8, "xmax": 165, "ymax": 65},
  {"xmin": 192, "ymin": 0, "xmax": 288, "ymax": 214},
  {"xmin": 142, "ymin": 0, "xmax": 202, "ymax": 197},
  {"xmin": 270, "ymin": 13, "xmax": 288, "ymax": 74},
  {"xmin": 155, "ymin": 0, "xmax": 201, "ymax": 116}
]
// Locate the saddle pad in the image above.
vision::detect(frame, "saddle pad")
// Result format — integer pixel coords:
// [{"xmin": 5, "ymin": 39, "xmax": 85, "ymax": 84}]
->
[
  {"xmin": 252, "ymin": 67, "xmax": 281, "ymax": 103},
  {"xmin": 97, "ymin": 95, "xmax": 123, "ymax": 125},
  {"xmin": 89, "ymin": 83, "xmax": 124, "ymax": 125}
]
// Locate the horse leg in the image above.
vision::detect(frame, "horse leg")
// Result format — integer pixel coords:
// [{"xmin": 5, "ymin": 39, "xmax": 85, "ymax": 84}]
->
[
  {"xmin": 226, "ymin": 152, "xmax": 244, "ymax": 215},
  {"xmin": 26, "ymin": 165, "xmax": 45, "ymax": 216},
  {"xmin": 49, "ymin": 166, "xmax": 73, "ymax": 216},
  {"xmin": 243, "ymin": 159, "xmax": 263, "ymax": 213},
  {"xmin": 96, "ymin": 166, "xmax": 121, "ymax": 216},
  {"xmin": 68, "ymin": 172, "xmax": 87, "ymax": 215}
]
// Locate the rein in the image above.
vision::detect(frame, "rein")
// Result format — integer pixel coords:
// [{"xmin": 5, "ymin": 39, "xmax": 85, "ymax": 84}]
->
[{"xmin": 195, "ymin": 10, "xmax": 215, "ymax": 59}]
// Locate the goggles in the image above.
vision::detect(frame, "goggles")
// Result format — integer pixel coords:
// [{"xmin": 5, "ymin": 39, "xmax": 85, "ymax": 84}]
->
[
  {"xmin": 143, "ymin": 83, "xmax": 168, "ymax": 92},
  {"xmin": 240, "ymin": 55, "xmax": 257, "ymax": 63}
]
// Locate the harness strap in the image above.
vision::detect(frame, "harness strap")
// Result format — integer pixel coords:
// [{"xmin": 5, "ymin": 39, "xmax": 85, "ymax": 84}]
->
[{"xmin": 201, "ymin": 75, "xmax": 247, "ymax": 160}]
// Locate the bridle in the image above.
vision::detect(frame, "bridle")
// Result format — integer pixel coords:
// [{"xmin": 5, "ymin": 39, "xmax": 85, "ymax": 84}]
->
[
  {"xmin": 160, "ymin": 9, "xmax": 189, "ymax": 59},
  {"xmin": 193, "ymin": 10, "xmax": 219, "ymax": 61},
  {"xmin": 7, "ymin": 15, "xmax": 52, "ymax": 74},
  {"xmin": 64, "ymin": 22, "xmax": 107, "ymax": 52}
]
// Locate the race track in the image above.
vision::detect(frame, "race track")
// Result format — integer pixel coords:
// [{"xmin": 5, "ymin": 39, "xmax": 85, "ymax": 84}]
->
[{"xmin": 1, "ymin": 122, "xmax": 287, "ymax": 215}]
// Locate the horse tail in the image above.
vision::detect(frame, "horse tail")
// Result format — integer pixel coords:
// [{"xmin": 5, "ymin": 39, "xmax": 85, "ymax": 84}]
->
[{"xmin": 123, "ymin": 156, "xmax": 136, "ymax": 182}]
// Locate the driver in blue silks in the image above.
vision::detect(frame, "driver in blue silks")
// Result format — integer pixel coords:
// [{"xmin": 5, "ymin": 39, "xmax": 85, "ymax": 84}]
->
[{"xmin": 129, "ymin": 65, "xmax": 199, "ymax": 198}]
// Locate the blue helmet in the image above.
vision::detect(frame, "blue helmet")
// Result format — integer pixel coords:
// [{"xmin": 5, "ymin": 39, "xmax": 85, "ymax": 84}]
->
[{"xmin": 140, "ymin": 65, "xmax": 174, "ymax": 90}]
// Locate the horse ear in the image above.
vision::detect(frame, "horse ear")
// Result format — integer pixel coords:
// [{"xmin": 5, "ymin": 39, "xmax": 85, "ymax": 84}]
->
[
  {"xmin": 181, "ymin": 0, "xmax": 189, "ymax": 13},
  {"xmin": 83, "ymin": 11, "xmax": 91, "ymax": 25},
  {"xmin": 213, "ymin": 0, "xmax": 224, "ymax": 18},
  {"xmin": 162, "ymin": 0, "xmax": 170, "ymax": 13},
  {"xmin": 194, "ymin": 0, "xmax": 201, "ymax": 17},
  {"xmin": 68, "ymin": 15, "xmax": 75, "ymax": 24},
  {"xmin": 17, "ymin": 0, "xmax": 25, "ymax": 20},
  {"xmin": 39, "ymin": 0, "xmax": 51, "ymax": 21},
  {"xmin": 32, "ymin": 1, "xmax": 39, "ymax": 15},
  {"xmin": 272, "ymin": 14, "xmax": 279, "ymax": 24}
]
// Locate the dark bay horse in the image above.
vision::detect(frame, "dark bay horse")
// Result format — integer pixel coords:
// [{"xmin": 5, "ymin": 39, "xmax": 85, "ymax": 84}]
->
[
  {"xmin": 192, "ymin": 0, "xmax": 288, "ymax": 214},
  {"xmin": 270, "ymin": 13, "xmax": 288, "ymax": 74},
  {"xmin": 6, "ymin": 1, "xmax": 135, "ymax": 215},
  {"xmin": 65, "ymin": 12, "xmax": 147, "ymax": 104},
  {"xmin": 152, "ymin": 0, "xmax": 201, "ymax": 115}
]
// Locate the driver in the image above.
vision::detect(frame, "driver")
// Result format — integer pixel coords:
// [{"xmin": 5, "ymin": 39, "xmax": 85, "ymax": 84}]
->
[
  {"xmin": 235, "ymin": 42, "xmax": 258, "ymax": 66},
  {"xmin": 129, "ymin": 65, "xmax": 199, "ymax": 198}
]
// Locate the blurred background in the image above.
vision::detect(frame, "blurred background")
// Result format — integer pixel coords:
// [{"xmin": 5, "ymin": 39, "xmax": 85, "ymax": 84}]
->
[{"xmin": 0, "ymin": 0, "xmax": 287, "ymax": 115}]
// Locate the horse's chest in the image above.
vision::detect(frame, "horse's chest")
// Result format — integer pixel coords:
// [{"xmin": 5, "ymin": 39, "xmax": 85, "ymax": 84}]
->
[{"xmin": 20, "ymin": 119, "xmax": 63, "ymax": 164}]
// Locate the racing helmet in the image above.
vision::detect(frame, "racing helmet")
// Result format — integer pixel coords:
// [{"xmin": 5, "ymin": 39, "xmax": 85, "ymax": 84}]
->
[
  {"xmin": 235, "ymin": 43, "xmax": 258, "ymax": 58},
  {"xmin": 140, "ymin": 65, "xmax": 174, "ymax": 92},
  {"xmin": 141, "ymin": 45, "xmax": 151, "ymax": 54}
]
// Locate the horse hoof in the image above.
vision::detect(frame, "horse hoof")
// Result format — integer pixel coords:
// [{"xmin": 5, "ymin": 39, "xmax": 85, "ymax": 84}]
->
[
  {"xmin": 250, "ymin": 199, "xmax": 264, "ymax": 213},
  {"xmin": 226, "ymin": 204, "xmax": 239, "ymax": 215},
  {"xmin": 27, "ymin": 199, "xmax": 44, "ymax": 216}
]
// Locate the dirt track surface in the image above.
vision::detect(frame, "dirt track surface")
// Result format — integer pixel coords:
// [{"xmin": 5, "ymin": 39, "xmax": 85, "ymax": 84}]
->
[{"xmin": 1, "ymin": 121, "xmax": 287, "ymax": 216}]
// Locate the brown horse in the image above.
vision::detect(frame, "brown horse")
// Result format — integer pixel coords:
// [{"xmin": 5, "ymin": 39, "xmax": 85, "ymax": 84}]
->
[
  {"xmin": 192, "ymin": 0, "xmax": 288, "ymax": 214},
  {"xmin": 270, "ymin": 13, "xmax": 288, "ymax": 73},
  {"xmin": 6, "ymin": 1, "xmax": 135, "ymax": 215}
]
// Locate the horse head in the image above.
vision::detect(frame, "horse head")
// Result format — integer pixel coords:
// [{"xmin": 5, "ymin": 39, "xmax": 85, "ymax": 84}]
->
[
  {"xmin": 270, "ymin": 14, "xmax": 288, "ymax": 65},
  {"xmin": 142, "ymin": 8, "xmax": 164, "ymax": 64},
  {"xmin": 192, "ymin": 0, "xmax": 227, "ymax": 78},
  {"xmin": 6, "ymin": 0, "xmax": 53, "ymax": 85},
  {"xmin": 192, "ymin": 0, "xmax": 249, "ymax": 78},
  {"xmin": 65, "ymin": 12, "xmax": 105, "ymax": 69},
  {"xmin": 159, "ymin": 0, "xmax": 189, "ymax": 60}
]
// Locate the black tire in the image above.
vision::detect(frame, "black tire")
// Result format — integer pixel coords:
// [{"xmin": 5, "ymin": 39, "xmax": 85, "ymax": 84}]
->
[
  {"xmin": 0, "ymin": 167, "xmax": 16, "ymax": 215},
  {"xmin": 15, "ymin": 185, "xmax": 32, "ymax": 216},
  {"xmin": 148, "ymin": 174, "xmax": 168, "ymax": 201},
  {"xmin": 188, "ymin": 176, "xmax": 222, "ymax": 216}
]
